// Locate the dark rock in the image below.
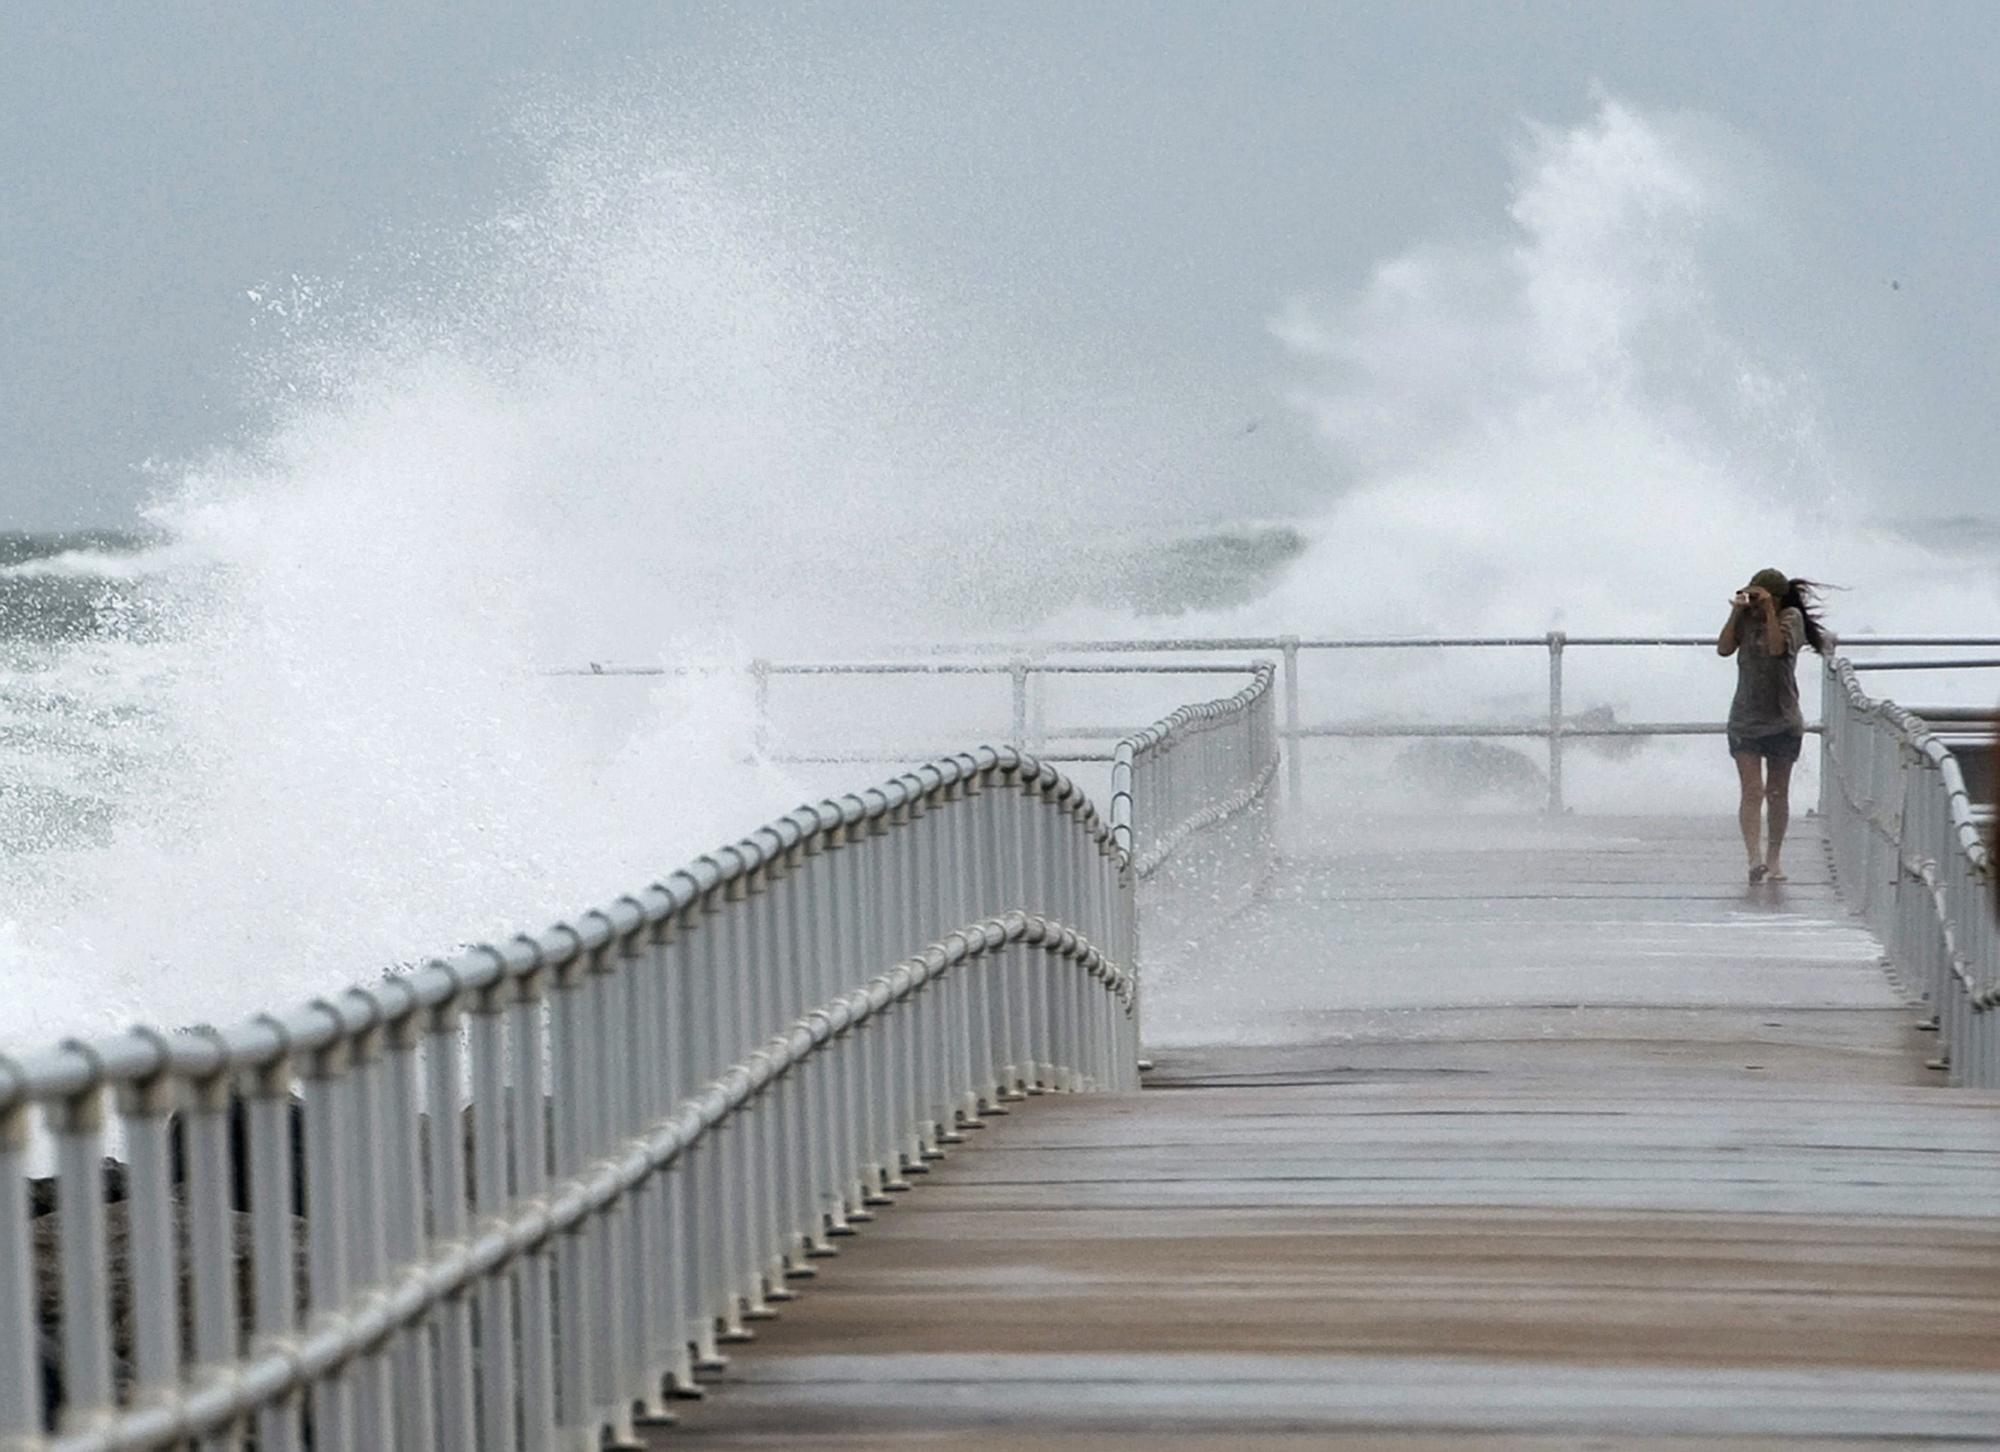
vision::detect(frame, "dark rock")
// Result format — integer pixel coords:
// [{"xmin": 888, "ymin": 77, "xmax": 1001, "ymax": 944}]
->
[
  {"xmin": 27, "ymin": 1160, "xmax": 125, "ymax": 1219},
  {"xmin": 27, "ymin": 1088, "xmax": 557, "ymax": 1432},
  {"xmin": 32, "ymin": 1198, "xmax": 307, "ymax": 1432},
  {"xmin": 168, "ymin": 1093, "xmax": 307, "ymax": 1219},
  {"xmin": 1571, "ymin": 704, "xmax": 1648, "ymax": 761}
]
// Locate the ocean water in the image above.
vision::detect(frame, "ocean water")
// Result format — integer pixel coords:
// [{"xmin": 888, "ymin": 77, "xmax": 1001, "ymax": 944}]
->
[
  {"xmin": 3, "ymin": 92, "xmax": 1997, "ymax": 1050},
  {"xmin": 0, "ymin": 519, "xmax": 1300, "ymax": 859},
  {"xmin": 0, "ymin": 516, "xmax": 1305, "ymax": 1046}
]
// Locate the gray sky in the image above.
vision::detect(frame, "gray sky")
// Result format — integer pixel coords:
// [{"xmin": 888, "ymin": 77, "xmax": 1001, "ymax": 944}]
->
[{"xmin": 4, "ymin": 1, "xmax": 1998, "ymax": 530}]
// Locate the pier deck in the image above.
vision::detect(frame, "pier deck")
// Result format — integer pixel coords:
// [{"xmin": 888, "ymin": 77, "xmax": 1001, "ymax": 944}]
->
[{"xmin": 654, "ymin": 817, "xmax": 2000, "ymax": 1448}]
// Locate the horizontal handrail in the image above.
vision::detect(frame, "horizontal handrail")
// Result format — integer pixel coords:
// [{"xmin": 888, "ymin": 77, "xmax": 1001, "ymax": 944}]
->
[
  {"xmin": 541, "ymin": 660, "xmax": 1263, "ymax": 678},
  {"xmin": 547, "ymin": 634, "xmax": 2000, "ymax": 677},
  {"xmin": 766, "ymin": 719, "xmax": 1820, "ymax": 753},
  {"xmin": 621, "ymin": 634, "xmax": 1998, "ymax": 820},
  {"xmin": 1290, "ymin": 719, "xmax": 1821, "ymax": 740},
  {"xmin": 0, "ymin": 749, "xmax": 1108, "ymax": 1104},
  {"xmin": 764, "ymin": 750, "xmax": 1121, "ymax": 765},
  {"xmin": 845, "ymin": 633, "xmax": 2000, "ymax": 655},
  {"xmin": 1897, "ymin": 706, "xmax": 2000, "ymax": 727},
  {"xmin": 1109, "ymin": 663, "xmax": 1277, "ymax": 864}
]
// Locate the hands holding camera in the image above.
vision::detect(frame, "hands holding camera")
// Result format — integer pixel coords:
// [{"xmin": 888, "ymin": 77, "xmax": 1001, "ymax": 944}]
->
[{"xmin": 1731, "ymin": 585, "xmax": 1773, "ymax": 612}]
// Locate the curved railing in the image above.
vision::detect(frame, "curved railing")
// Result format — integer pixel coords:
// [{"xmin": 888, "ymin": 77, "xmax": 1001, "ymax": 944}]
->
[
  {"xmin": 1108, "ymin": 663, "xmax": 1280, "ymax": 964},
  {"xmin": 1111, "ymin": 662, "xmax": 1279, "ymax": 879},
  {"xmin": 2, "ymin": 675, "xmax": 1279, "ymax": 1450},
  {"xmin": 1820, "ymin": 658, "xmax": 1997, "ymax": 1087}
]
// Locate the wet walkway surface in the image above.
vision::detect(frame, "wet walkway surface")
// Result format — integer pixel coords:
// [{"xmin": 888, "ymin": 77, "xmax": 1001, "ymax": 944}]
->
[{"xmin": 650, "ymin": 817, "xmax": 2000, "ymax": 1448}]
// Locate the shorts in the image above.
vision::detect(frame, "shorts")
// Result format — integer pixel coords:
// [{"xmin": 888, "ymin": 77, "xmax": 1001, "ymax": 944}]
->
[{"xmin": 1728, "ymin": 729, "xmax": 1803, "ymax": 763}]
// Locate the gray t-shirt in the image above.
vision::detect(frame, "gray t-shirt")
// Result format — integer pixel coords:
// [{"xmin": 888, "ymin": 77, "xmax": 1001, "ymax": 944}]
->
[{"xmin": 1729, "ymin": 605, "xmax": 1807, "ymax": 738}]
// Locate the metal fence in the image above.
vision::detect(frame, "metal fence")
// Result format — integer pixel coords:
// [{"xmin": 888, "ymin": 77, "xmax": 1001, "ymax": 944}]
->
[
  {"xmin": 1820, "ymin": 657, "xmax": 1998, "ymax": 1088},
  {"xmin": 742, "ymin": 659, "xmax": 1264, "ymax": 765},
  {"xmin": 566, "ymin": 634, "xmax": 2000, "ymax": 810},
  {"xmin": 0, "ymin": 670, "xmax": 1277, "ymax": 1449},
  {"xmin": 1112, "ymin": 667, "xmax": 1279, "ymax": 880}
]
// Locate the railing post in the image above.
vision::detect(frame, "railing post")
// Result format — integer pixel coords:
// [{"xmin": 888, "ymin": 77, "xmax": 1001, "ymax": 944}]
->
[
  {"xmin": 750, "ymin": 659, "xmax": 771, "ymax": 758},
  {"xmin": 246, "ymin": 1039, "xmax": 302, "ymax": 1452},
  {"xmin": 301, "ymin": 1026, "xmax": 354, "ymax": 1452},
  {"xmin": 117, "ymin": 1059, "xmax": 182, "ymax": 1418},
  {"xmin": 1281, "ymin": 635, "xmax": 1302, "ymax": 815},
  {"xmin": 1009, "ymin": 660, "xmax": 1029, "ymax": 746},
  {"xmin": 1546, "ymin": 631, "xmax": 1567, "ymax": 815},
  {"xmin": 467, "ymin": 979, "xmax": 521, "ymax": 1452},
  {"xmin": 418, "ymin": 997, "xmax": 477, "ymax": 1452},
  {"xmin": 381, "ymin": 993, "xmax": 438, "ymax": 1452},
  {"xmin": 180, "ymin": 1049, "xmax": 242, "ymax": 1452},
  {"xmin": 49, "ymin": 1077, "xmax": 116, "ymax": 1437},
  {"xmin": 0, "ymin": 1095, "xmax": 35, "ymax": 1446},
  {"xmin": 342, "ymin": 1006, "xmax": 396, "ymax": 1452},
  {"xmin": 1028, "ymin": 662, "xmax": 1047, "ymax": 752}
]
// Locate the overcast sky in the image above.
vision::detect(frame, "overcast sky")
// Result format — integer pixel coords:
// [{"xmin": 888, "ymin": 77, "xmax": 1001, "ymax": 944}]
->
[{"xmin": 4, "ymin": 1, "xmax": 1998, "ymax": 530}]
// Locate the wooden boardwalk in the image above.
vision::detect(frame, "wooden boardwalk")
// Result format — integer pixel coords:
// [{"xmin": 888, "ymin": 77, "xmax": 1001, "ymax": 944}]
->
[{"xmin": 651, "ymin": 817, "xmax": 2000, "ymax": 1448}]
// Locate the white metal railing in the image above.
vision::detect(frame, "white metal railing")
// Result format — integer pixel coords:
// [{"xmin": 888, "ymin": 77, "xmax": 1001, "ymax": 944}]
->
[
  {"xmin": 0, "ymin": 672, "xmax": 1276, "ymax": 1450},
  {"xmin": 561, "ymin": 634, "xmax": 2000, "ymax": 807},
  {"xmin": 1821, "ymin": 657, "xmax": 1997, "ymax": 1087},
  {"xmin": 1112, "ymin": 668, "xmax": 1281, "ymax": 956},
  {"xmin": 1111, "ymin": 666, "xmax": 1279, "ymax": 878}
]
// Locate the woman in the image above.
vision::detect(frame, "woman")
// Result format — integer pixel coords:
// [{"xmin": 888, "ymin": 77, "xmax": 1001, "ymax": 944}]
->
[{"xmin": 1717, "ymin": 569, "xmax": 1828, "ymax": 883}]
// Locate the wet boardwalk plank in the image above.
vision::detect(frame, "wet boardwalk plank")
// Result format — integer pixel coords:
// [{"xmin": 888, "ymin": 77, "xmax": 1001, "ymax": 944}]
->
[{"xmin": 649, "ymin": 818, "xmax": 2000, "ymax": 1448}]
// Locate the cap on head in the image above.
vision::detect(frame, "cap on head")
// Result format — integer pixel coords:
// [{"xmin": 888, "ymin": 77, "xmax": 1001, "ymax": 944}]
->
[{"xmin": 1749, "ymin": 568, "xmax": 1789, "ymax": 597}]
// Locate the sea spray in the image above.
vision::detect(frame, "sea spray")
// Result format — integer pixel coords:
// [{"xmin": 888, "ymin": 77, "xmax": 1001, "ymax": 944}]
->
[
  {"xmin": 3, "ymin": 92, "xmax": 1996, "ymax": 1047},
  {"xmin": 1042, "ymin": 97, "xmax": 1999, "ymax": 821},
  {"xmin": 0, "ymin": 99, "xmax": 1109, "ymax": 1045}
]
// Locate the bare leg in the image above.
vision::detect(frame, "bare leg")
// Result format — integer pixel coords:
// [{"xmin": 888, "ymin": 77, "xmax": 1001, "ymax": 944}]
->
[
  {"xmin": 1734, "ymin": 752, "xmax": 1764, "ymax": 873},
  {"xmin": 1764, "ymin": 757, "xmax": 1795, "ymax": 878}
]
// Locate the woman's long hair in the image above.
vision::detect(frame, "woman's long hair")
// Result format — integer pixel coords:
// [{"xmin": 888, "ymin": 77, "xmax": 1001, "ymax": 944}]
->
[{"xmin": 1780, "ymin": 578, "xmax": 1832, "ymax": 655}]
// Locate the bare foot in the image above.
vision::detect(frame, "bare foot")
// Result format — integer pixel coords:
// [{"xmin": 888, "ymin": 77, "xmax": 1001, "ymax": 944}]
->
[{"xmin": 1765, "ymin": 866, "xmax": 1788, "ymax": 882}]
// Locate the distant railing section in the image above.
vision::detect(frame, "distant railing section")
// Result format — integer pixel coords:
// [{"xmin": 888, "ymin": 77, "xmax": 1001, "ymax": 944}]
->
[
  {"xmin": 558, "ymin": 635, "xmax": 2000, "ymax": 810},
  {"xmin": 1112, "ymin": 665, "xmax": 1279, "ymax": 881},
  {"xmin": 1112, "ymin": 665, "xmax": 1281, "ymax": 959},
  {"xmin": 1821, "ymin": 658, "xmax": 1997, "ymax": 1088},
  {"xmin": 1, "ymin": 671, "xmax": 1281, "ymax": 1449}
]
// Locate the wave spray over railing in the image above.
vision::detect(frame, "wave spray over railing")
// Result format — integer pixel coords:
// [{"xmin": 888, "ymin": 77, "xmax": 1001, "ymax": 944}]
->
[
  {"xmin": 0, "ymin": 667, "xmax": 1277, "ymax": 1449},
  {"xmin": 1821, "ymin": 657, "xmax": 1997, "ymax": 1087}
]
